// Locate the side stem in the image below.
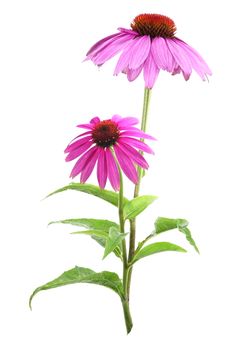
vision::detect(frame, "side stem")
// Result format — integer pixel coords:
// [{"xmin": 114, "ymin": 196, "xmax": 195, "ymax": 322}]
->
[{"xmin": 127, "ymin": 88, "xmax": 152, "ymax": 298}]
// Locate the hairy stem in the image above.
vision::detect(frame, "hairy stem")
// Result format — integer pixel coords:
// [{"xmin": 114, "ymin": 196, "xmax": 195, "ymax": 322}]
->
[{"xmin": 127, "ymin": 87, "xmax": 152, "ymax": 298}]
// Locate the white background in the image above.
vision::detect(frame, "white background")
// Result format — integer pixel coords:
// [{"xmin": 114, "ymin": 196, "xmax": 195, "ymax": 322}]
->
[{"xmin": 1, "ymin": 0, "xmax": 235, "ymax": 350}]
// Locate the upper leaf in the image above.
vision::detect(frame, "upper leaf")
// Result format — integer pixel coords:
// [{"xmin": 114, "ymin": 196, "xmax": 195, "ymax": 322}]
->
[
  {"xmin": 154, "ymin": 217, "xmax": 199, "ymax": 253},
  {"xmin": 49, "ymin": 218, "xmax": 119, "ymax": 232},
  {"xmin": 29, "ymin": 266, "xmax": 124, "ymax": 309},
  {"xmin": 132, "ymin": 242, "xmax": 187, "ymax": 263},
  {"xmin": 123, "ymin": 195, "xmax": 157, "ymax": 220},
  {"xmin": 103, "ymin": 227, "xmax": 126, "ymax": 259},
  {"xmin": 46, "ymin": 183, "xmax": 129, "ymax": 207}
]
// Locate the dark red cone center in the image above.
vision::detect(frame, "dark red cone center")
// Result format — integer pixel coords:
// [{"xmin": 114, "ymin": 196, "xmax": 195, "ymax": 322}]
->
[
  {"xmin": 131, "ymin": 13, "xmax": 176, "ymax": 38},
  {"xmin": 92, "ymin": 120, "xmax": 120, "ymax": 148}
]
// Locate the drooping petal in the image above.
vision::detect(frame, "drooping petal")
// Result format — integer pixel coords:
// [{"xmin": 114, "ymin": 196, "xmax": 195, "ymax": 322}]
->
[
  {"xmin": 119, "ymin": 137, "xmax": 154, "ymax": 154},
  {"xmin": 97, "ymin": 148, "xmax": 107, "ymax": 188},
  {"xmin": 76, "ymin": 123, "xmax": 94, "ymax": 130},
  {"xmin": 117, "ymin": 117, "xmax": 139, "ymax": 129},
  {"xmin": 117, "ymin": 141, "xmax": 149, "ymax": 169},
  {"xmin": 120, "ymin": 128, "xmax": 156, "ymax": 140},
  {"xmin": 113, "ymin": 38, "xmax": 137, "ymax": 75},
  {"xmin": 111, "ymin": 114, "xmax": 122, "ymax": 123},
  {"xmin": 128, "ymin": 35, "xmax": 151, "ymax": 70},
  {"xmin": 118, "ymin": 28, "xmax": 138, "ymax": 36},
  {"xmin": 126, "ymin": 65, "xmax": 143, "ymax": 81},
  {"xmin": 114, "ymin": 145, "xmax": 138, "ymax": 184},
  {"xmin": 91, "ymin": 34, "xmax": 135, "ymax": 66},
  {"xmin": 151, "ymin": 37, "xmax": 175, "ymax": 71},
  {"xmin": 80, "ymin": 148, "xmax": 100, "ymax": 183},
  {"xmin": 143, "ymin": 52, "xmax": 160, "ymax": 88},
  {"xmin": 70, "ymin": 146, "xmax": 98, "ymax": 178},
  {"xmin": 106, "ymin": 148, "xmax": 120, "ymax": 191},
  {"xmin": 86, "ymin": 33, "xmax": 122, "ymax": 57},
  {"xmin": 166, "ymin": 39, "xmax": 192, "ymax": 80}
]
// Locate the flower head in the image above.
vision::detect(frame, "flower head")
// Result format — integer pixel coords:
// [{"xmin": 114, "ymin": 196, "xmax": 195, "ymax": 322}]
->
[
  {"xmin": 65, "ymin": 115, "xmax": 155, "ymax": 191},
  {"xmin": 85, "ymin": 13, "xmax": 212, "ymax": 88}
]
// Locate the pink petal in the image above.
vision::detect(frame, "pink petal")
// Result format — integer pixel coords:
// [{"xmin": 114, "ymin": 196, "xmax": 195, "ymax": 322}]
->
[
  {"xmin": 106, "ymin": 148, "xmax": 120, "ymax": 191},
  {"xmin": 97, "ymin": 148, "xmax": 107, "ymax": 189},
  {"xmin": 80, "ymin": 148, "xmax": 100, "ymax": 183},
  {"xmin": 65, "ymin": 135, "xmax": 92, "ymax": 153},
  {"xmin": 120, "ymin": 129, "xmax": 156, "ymax": 140},
  {"xmin": 114, "ymin": 145, "xmax": 138, "ymax": 184},
  {"xmin": 111, "ymin": 114, "xmax": 122, "ymax": 123},
  {"xmin": 119, "ymin": 137, "xmax": 154, "ymax": 154},
  {"xmin": 117, "ymin": 117, "xmax": 139, "ymax": 129},
  {"xmin": 65, "ymin": 141, "xmax": 93, "ymax": 162},
  {"xmin": 76, "ymin": 123, "xmax": 94, "ymax": 130},
  {"xmin": 90, "ymin": 117, "xmax": 100, "ymax": 124},
  {"xmin": 128, "ymin": 36, "xmax": 151, "ymax": 70},
  {"xmin": 70, "ymin": 146, "xmax": 98, "ymax": 178},
  {"xmin": 166, "ymin": 39, "xmax": 192, "ymax": 80},
  {"xmin": 151, "ymin": 37, "xmax": 175, "ymax": 71},
  {"xmin": 126, "ymin": 65, "xmax": 143, "ymax": 81},
  {"xmin": 113, "ymin": 39, "xmax": 137, "ymax": 75},
  {"xmin": 86, "ymin": 33, "xmax": 122, "ymax": 57},
  {"xmin": 174, "ymin": 38, "xmax": 212, "ymax": 79},
  {"xmin": 91, "ymin": 34, "xmax": 135, "ymax": 66},
  {"xmin": 117, "ymin": 142, "xmax": 149, "ymax": 169},
  {"xmin": 118, "ymin": 28, "xmax": 138, "ymax": 36},
  {"xmin": 143, "ymin": 53, "xmax": 160, "ymax": 88}
]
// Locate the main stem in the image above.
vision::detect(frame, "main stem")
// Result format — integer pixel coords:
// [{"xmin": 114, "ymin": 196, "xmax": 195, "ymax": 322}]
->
[
  {"xmin": 127, "ymin": 88, "xmax": 152, "ymax": 298},
  {"xmin": 112, "ymin": 149, "xmax": 133, "ymax": 334}
]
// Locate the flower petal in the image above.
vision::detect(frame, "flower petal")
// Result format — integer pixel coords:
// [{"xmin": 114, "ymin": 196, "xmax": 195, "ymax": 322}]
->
[
  {"xmin": 114, "ymin": 145, "xmax": 138, "ymax": 184},
  {"xmin": 86, "ymin": 33, "xmax": 122, "ymax": 57},
  {"xmin": 126, "ymin": 65, "xmax": 143, "ymax": 81},
  {"xmin": 70, "ymin": 146, "xmax": 98, "ymax": 178},
  {"xmin": 117, "ymin": 117, "xmax": 139, "ymax": 129},
  {"xmin": 90, "ymin": 117, "xmax": 100, "ymax": 124},
  {"xmin": 97, "ymin": 148, "xmax": 107, "ymax": 189},
  {"xmin": 143, "ymin": 53, "xmax": 160, "ymax": 88},
  {"xmin": 166, "ymin": 39, "xmax": 192, "ymax": 80},
  {"xmin": 113, "ymin": 38, "xmax": 137, "ymax": 76},
  {"xmin": 119, "ymin": 137, "xmax": 154, "ymax": 154},
  {"xmin": 106, "ymin": 148, "xmax": 120, "ymax": 191},
  {"xmin": 151, "ymin": 37, "xmax": 175, "ymax": 71},
  {"xmin": 128, "ymin": 36, "xmax": 151, "ymax": 70},
  {"xmin": 91, "ymin": 34, "xmax": 135, "ymax": 66},
  {"xmin": 111, "ymin": 114, "xmax": 122, "ymax": 123},
  {"xmin": 65, "ymin": 135, "xmax": 92, "ymax": 153},
  {"xmin": 80, "ymin": 148, "xmax": 100, "ymax": 183},
  {"xmin": 118, "ymin": 27, "xmax": 138, "ymax": 36},
  {"xmin": 117, "ymin": 142, "xmax": 149, "ymax": 169},
  {"xmin": 120, "ymin": 128, "xmax": 156, "ymax": 140}
]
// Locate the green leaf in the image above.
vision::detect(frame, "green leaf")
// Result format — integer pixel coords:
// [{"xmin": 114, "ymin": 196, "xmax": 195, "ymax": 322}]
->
[
  {"xmin": 49, "ymin": 218, "xmax": 119, "ymax": 232},
  {"xmin": 49, "ymin": 218, "xmax": 122, "ymax": 259},
  {"xmin": 123, "ymin": 195, "xmax": 157, "ymax": 220},
  {"xmin": 29, "ymin": 266, "xmax": 124, "ymax": 309},
  {"xmin": 46, "ymin": 183, "xmax": 129, "ymax": 207},
  {"xmin": 103, "ymin": 227, "xmax": 126, "ymax": 259},
  {"xmin": 132, "ymin": 242, "xmax": 187, "ymax": 263},
  {"xmin": 154, "ymin": 217, "xmax": 199, "ymax": 253}
]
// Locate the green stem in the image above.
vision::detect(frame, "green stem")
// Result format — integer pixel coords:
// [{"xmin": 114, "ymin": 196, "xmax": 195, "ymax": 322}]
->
[
  {"xmin": 111, "ymin": 148, "xmax": 133, "ymax": 334},
  {"xmin": 127, "ymin": 87, "xmax": 152, "ymax": 298}
]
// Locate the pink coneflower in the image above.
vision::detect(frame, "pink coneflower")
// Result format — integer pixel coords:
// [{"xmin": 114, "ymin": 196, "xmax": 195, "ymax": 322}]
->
[
  {"xmin": 65, "ymin": 115, "xmax": 155, "ymax": 191},
  {"xmin": 86, "ymin": 13, "xmax": 212, "ymax": 88}
]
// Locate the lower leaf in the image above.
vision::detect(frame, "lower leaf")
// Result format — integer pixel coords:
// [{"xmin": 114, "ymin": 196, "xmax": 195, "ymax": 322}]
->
[{"xmin": 29, "ymin": 266, "xmax": 124, "ymax": 309}]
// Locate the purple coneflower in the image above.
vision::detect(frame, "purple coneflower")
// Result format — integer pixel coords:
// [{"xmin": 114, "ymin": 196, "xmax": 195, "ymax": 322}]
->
[
  {"xmin": 86, "ymin": 13, "xmax": 212, "ymax": 88},
  {"xmin": 65, "ymin": 115, "xmax": 155, "ymax": 191}
]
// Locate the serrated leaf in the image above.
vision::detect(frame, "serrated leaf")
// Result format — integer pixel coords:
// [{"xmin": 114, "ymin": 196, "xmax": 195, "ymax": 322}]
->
[
  {"xmin": 132, "ymin": 242, "xmax": 187, "ymax": 263},
  {"xmin": 29, "ymin": 266, "xmax": 124, "ymax": 309},
  {"xmin": 103, "ymin": 227, "xmax": 126, "ymax": 259},
  {"xmin": 123, "ymin": 195, "xmax": 157, "ymax": 220},
  {"xmin": 49, "ymin": 218, "xmax": 119, "ymax": 232},
  {"xmin": 46, "ymin": 183, "xmax": 129, "ymax": 207},
  {"xmin": 154, "ymin": 217, "xmax": 199, "ymax": 253}
]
